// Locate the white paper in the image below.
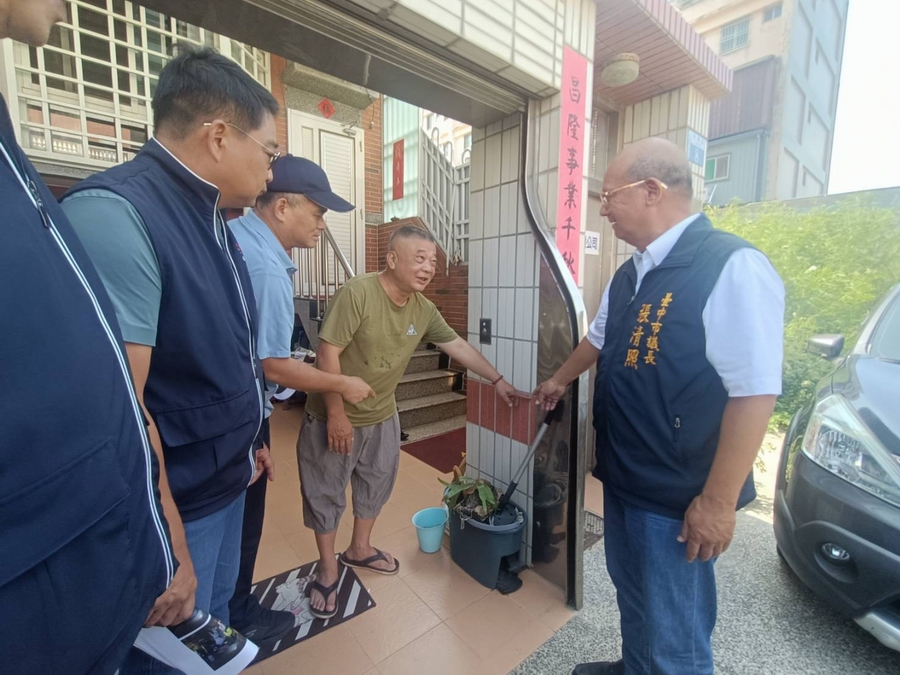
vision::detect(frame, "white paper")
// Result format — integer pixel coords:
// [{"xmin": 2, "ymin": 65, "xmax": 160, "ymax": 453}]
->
[{"xmin": 134, "ymin": 610, "xmax": 258, "ymax": 675}]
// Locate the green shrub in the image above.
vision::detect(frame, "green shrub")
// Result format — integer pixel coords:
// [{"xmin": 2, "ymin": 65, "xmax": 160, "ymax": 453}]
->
[{"xmin": 708, "ymin": 199, "xmax": 900, "ymax": 428}]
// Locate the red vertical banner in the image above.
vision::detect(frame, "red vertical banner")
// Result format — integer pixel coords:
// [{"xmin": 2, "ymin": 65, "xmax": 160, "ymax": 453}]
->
[
  {"xmin": 556, "ymin": 46, "xmax": 588, "ymax": 284},
  {"xmin": 392, "ymin": 139, "xmax": 404, "ymax": 201}
]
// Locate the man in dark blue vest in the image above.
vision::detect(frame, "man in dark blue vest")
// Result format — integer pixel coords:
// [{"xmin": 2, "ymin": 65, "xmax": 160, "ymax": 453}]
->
[
  {"xmin": 62, "ymin": 47, "xmax": 278, "ymax": 673},
  {"xmin": 0, "ymin": 2, "xmax": 174, "ymax": 673},
  {"xmin": 535, "ymin": 138, "xmax": 784, "ymax": 675}
]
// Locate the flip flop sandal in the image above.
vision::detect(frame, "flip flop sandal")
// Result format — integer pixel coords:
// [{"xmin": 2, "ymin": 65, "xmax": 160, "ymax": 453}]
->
[
  {"xmin": 306, "ymin": 578, "xmax": 340, "ymax": 619},
  {"xmin": 339, "ymin": 548, "xmax": 400, "ymax": 575}
]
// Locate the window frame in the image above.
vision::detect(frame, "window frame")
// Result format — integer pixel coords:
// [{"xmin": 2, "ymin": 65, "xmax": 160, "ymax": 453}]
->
[
  {"xmin": 705, "ymin": 154, "xmax": 731, "ymax": 182},
  {"xmin": 763, "ymin": 4, "xmax": 783, "ymax": 22},
  {"xmin": 11, "ymin": 0, "xmax": 269, "ymax": 170},
  {"xmin": 720, "ymin": 16, "xmax": 750, "ymax": 54}
]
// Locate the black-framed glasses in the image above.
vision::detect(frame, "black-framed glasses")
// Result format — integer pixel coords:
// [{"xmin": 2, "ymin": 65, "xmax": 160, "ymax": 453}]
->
[{"xmin": 203, "ymin": 121, "xmax": 281, "ymax": 166}]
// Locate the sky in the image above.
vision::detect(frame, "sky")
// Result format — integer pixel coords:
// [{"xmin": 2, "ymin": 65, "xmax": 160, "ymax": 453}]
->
[{"xmin": 828, "ymin": 1, "xmax": 900, "ymax": 194}]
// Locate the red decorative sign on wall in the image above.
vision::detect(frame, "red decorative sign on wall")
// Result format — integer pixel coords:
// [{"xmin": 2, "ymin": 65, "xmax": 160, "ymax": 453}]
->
[
  {"xmin": 318, "ymin": 98, "xmax": 336, "ymax": 119},
  {"xmin": 555, "ymin": 46, "xmax": 588, "ymax": 284},
  {"xmin": 392, "ymin": 139, "xmax": 404, "ymax": 201}
]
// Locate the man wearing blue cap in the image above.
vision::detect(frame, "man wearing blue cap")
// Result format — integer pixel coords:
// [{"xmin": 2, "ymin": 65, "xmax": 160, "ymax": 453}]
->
[{"xmin": 228, "ymin": 155, "xmax": 375, "ymax": 640}]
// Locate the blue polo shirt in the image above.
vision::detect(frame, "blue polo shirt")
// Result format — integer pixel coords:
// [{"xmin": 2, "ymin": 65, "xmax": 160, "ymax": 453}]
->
[{"xmin": 229, "ymin": 209, "xmax": 297, "ymax": 418}]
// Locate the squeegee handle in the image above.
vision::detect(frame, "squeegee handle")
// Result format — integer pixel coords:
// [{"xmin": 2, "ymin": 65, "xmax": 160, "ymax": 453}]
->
[{"xmin": 497, "ymin": 405, "xmax": 562, "ymax": 510}]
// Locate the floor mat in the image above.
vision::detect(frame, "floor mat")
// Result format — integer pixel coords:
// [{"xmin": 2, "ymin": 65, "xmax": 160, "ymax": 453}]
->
[
  {"xmin": 249, "ymin": 558, "xmax": 376, "ymax": 663},
  {"xmin": 584, "ymin": 510, "xmax": 605, "ymax": 551},
  {"xmin": 401, "ymin": 427, "xmax": 466, "ymax": 473}
]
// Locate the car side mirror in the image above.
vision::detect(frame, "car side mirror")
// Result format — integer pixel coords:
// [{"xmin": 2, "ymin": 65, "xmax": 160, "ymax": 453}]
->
[{"xmin": 807, "ymin": 334, "xmax": 845, "ymax": 359}]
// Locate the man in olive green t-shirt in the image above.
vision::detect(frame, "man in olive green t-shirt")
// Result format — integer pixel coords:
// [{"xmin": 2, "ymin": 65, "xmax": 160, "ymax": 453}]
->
[{"xmin": 298, "ymin": 225, "xmax": 522, "ymax": 619}]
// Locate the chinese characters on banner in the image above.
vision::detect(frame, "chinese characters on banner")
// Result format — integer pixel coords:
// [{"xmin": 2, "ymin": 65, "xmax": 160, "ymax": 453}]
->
[
  {"xmin": 556, "ymin": 46, "xmax": 588, "ymax": 284},
  {"xmin": 392, "ymin": 139, "xmax": 404, "ymax": 201}
]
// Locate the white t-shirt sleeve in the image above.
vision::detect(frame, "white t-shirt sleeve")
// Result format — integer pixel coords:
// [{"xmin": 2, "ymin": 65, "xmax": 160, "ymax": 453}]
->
[
  {"xmin": 702, "ymin": 248, "xmax": 785, "ymax": 397},
  {"xmin": 587, "ymin": 281, "xmax": 612, "ymax": 350}
]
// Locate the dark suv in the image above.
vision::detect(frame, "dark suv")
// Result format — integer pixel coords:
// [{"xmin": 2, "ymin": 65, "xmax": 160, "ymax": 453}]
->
[{"xmin": 774, "ymin": 283, "xmax": 900, "ymax": 653}]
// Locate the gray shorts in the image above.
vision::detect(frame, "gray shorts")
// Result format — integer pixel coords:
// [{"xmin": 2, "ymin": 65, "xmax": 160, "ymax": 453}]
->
[{"xmin": 296, "ymin": 413, "xmax": 401, "ymax": 533}]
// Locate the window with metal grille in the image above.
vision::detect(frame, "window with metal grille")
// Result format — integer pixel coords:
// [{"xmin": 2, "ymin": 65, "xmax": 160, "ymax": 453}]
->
[
  {"xmin": 9, "ymin": 0, "xmax": 269, "ymax": 169},
  {"xmin": 705, "ymin": 154, "xmax": 730, "ymax": 182},
  {"xmin": 763, "ymin": 4, "xmax": 783, "ymax": 22},
  {"xmin": 720, "ymin": 17, "xmax": 750, "ymax": 54}
]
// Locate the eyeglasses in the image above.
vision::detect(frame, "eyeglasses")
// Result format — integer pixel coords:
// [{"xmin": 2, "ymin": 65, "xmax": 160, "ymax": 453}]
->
[
  {"xmin": 600, "ymin": 178, "xmax": 668, "ymax": 206},
  {"xmin": 203, "ymin": 121, "xmax": 281, "ymax": 166}
]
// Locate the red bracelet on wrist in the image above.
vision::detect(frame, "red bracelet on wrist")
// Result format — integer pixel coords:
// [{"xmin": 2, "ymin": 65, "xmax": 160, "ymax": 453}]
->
[{"xmin": 491, "ymin": 375, "xmax": 504, "ymax": 385}]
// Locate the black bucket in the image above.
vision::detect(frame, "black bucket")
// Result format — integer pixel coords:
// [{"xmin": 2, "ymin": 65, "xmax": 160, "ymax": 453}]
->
[{"xmin": 448, "ymin": 501, "xmax": 526, "ymax": 589}]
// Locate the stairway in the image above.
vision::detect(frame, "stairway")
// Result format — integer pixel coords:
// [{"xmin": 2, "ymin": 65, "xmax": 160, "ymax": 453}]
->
[
  {"xmin": 293, "ymin": 302, "xmax": 468, "ymax": 443},
  {"xmin": 396, "ymin": 346, "xmax": 467, "ymax": 442}
]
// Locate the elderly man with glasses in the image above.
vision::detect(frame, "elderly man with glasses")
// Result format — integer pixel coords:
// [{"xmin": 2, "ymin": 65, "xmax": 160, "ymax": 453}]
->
[
  {"xmin": 62, "ymin": 46, "xmax": 279, "ymax": 674},
  {"xmin": 535, "ymin": 138, "xmax": 784, "ymax": 675}
]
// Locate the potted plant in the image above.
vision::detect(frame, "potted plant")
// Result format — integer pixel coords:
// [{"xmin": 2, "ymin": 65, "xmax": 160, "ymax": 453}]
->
[{"xmin": 439, "ymin": 469, "xmax": 526, "ymax": 589}]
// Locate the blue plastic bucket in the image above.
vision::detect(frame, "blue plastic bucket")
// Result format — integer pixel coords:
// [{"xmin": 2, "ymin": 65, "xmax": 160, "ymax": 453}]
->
[{"xmin": 412, "ymin": 506, "xmax": 448, "ymax": 553}]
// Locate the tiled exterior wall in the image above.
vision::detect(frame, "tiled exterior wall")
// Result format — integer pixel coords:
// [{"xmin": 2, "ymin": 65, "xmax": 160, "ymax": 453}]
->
[
  {"xmin": 364, "ymin": 98, "xmax": 384, "ymax": 225},
  {"xmin": 466, "ymin": 115, "xmax": 541, "ymax": 560},
  {"xmin": 621, "ymin": 85, "xmax": 711, "ymax": 203},
  {"xmin": 364, "ymin": 98, "xmax": 384, "ymax": 273},
  {"xmin": 271, "ymin": 55, "xmax": 289, "ymax": 150},
  {"xmin": 464, "ymin": 0, "xmax": 598, "ymax": 566},
  {"xmin": 345, "ymin": 0, "xmax": 589, "ymax": 95}
]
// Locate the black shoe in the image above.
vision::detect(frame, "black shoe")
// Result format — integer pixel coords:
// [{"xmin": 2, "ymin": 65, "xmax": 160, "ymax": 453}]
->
[
  {"xmin": 571, "ymin": 660, "xmax": 624, "ymax": 675},
  {"xmin": 400, "ymin": 431, "xmax": 409, "ymax": 441},
  {"xmin": 232, "ymin": 606, "xmax": 296, "ymax": 643}
]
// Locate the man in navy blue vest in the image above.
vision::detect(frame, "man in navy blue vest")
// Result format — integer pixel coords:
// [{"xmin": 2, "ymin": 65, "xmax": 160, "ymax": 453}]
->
[
  {"xmin": 0, "ymin": 2, "xmax": 174, "ymax": 673},
  {"xmin": 535, "ymin": 138, "xmax": 784, "ymax": 675},
  {"xmin": 62, "ymin": 47, "xmax": 278, "ymax": 673}
]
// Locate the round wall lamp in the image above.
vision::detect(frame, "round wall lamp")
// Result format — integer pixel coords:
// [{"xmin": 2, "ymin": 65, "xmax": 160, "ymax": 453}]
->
[{"xmin": 600, "ymin": 53, "xmax": 640, "ymax": 87}]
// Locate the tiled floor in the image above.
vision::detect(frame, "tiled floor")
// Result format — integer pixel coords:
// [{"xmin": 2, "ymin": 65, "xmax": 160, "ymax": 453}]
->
[
  {"xmin": 584, "ymin": 474, "xmax": 604, "ymax": 518},
  {"xmin": 245, "ymin": 404, "xmax": 577, "ymax": 675}
]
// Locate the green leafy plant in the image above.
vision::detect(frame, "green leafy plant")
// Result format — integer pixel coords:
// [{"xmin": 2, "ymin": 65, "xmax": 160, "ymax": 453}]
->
[
  {"xmin": 439, "ymin": 474, "xmax": 499, "ymax": 521},
  {"xmin": 709, "ymin": 199, "xmax": 900, "ymax": 429}
]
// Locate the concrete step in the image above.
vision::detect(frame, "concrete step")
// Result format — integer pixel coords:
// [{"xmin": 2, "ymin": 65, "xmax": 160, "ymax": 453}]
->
[
  {"xmin": 404, "ymin": 349, "xmax": 443, "ymax": 374},
  {"xmin": 396, "ymin": 369, "xmax": 461, "ymax": 401},
  {"xmin": 401, "ymin": 414, "xmax": 467, "ymax": 445},
  {"xmin": 397, "ymin": 391, "xmax": 467, "ymax": 429}
]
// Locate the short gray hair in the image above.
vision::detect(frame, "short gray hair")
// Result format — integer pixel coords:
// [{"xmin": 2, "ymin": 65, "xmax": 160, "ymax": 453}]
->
[
  {"xmin": 626, "ymin": 156, "xmax": 693, "ymax": 197},
  {"xmin": 256, "ymin": 191, "xmax": 301, "ymax": 210},
  {"xmin": 387, "ymin": 225, "xmax": 435, "ymax": 251}
]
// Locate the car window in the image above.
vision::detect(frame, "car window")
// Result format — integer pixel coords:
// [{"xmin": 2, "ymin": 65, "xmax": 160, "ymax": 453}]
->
[{"xmin": 870, "ymin": 294, "xmax": 900, "ymax": 361}]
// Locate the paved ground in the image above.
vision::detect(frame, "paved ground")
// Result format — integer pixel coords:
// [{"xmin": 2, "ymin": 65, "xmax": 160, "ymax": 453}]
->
[{"xmin": 515, "ymin": 440, "xmax": 900, "ymax": 674}]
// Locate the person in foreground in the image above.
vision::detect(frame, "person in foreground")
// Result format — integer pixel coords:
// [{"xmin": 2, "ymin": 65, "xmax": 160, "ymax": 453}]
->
[
  {"xmin": 62, "ymin": 47, "xmax": 278, "ymax": 672},
  {"xmin": 299, "ymin": 225, "xmax": 525, "ymax": 618},
  {"xmin": 0, "ymin": 1, "xmax": 174, "ymax": 673},
  {"xmin": 534, "ymin": 138, "xmax": 784, "ymax": 675},
  {"xmin": 227, "ymin": 155, "xmax": 375, "ymax": 640}
]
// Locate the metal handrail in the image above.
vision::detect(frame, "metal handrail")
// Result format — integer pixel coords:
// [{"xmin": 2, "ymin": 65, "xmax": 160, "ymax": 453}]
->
[
  {"xmin": 295, "ymin": 224, "xmax": 355, "ymax": 320},
  {"xmin": 323, "ymin": 224, "xmax": 355, "ymax": 277}
]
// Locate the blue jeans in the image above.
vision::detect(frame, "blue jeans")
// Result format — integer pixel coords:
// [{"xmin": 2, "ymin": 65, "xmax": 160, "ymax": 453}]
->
[
  {"xmin": 604, "ymin": 486, "xmax": 716, "ymax": 675},
  {"xmin": 121, "ymin": 492, "xmax": 246, "ymax": 674}
]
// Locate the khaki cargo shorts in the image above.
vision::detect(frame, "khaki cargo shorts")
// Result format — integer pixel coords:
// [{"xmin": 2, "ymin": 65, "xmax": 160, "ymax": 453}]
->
[{"xmin": 296, "ymin": 412, "xmax": 401, "ymax": 533}]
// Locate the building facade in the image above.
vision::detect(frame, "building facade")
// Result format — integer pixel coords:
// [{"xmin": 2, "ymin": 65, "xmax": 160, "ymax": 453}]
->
[
  {"xmin": 673, "ymin": 0, "xmax": 849, "ymax": 203},
  {"xmin": 0, "ymin": 0, "xmax": 270, "ymax": 196}
]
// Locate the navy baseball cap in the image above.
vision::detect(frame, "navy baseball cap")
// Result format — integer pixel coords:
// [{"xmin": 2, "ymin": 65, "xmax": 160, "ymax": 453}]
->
[{"xmin": 267, "ymin": 155, "xmax": 355, "ymax": 213}]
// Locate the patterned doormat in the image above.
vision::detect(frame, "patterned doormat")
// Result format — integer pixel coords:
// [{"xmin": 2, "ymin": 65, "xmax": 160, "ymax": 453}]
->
[
  {"xmin": 249, "ymin": 558, "xmax": 376, "ymax": 663},
  {"xmin": 584, "ymin": 510, "xmax": 605, "ymax": 551}
]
